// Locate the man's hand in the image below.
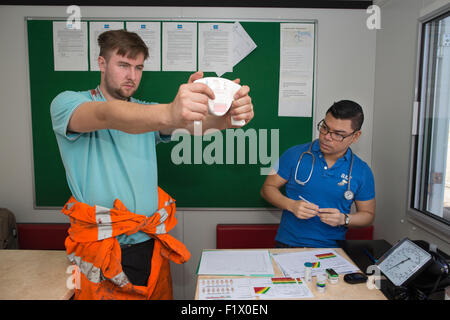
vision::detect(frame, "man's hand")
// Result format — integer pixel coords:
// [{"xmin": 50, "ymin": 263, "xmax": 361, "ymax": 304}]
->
[
  {"xmin": 226, "ymin": 79, "xmax": 254, "ymax": 127},
  {"xmin": 287, "ymin": 200, "xmax": 319, "ymax": 220},
  {"xmin": 318, "ymin": 208, "xmax": 345, "ymax": 227},
  {"xmin": 167, "ymin": 71, "xmax": 254, "ymax": 134},
  {"xmin": 166, "ymin": 71, "xmax": 215, "ymax": 128}
]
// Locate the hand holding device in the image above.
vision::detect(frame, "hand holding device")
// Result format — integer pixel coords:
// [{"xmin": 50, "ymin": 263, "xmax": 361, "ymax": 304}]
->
[
  {"xmin": 168, "ymin": 72, "xmax": 215, "ymax": 128},
  {"xmin": 194, "ymin": 77, "xmax": 245, "ymax": 127}
]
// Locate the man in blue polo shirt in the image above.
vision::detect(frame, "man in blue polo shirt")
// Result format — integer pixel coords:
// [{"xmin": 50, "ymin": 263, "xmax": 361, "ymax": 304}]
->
[{"xmin": 261, "ymin": 100, "xmax": 375, "ymax": 248}]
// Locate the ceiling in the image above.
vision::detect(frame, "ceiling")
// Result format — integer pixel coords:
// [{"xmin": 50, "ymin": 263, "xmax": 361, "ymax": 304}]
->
[{"xmin": 0, "ymin": 0, "xmax": 373, "ymax": 9}]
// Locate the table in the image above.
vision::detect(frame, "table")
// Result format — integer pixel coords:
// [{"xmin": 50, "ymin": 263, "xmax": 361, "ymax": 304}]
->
[
  {"xmin": 0, "ymin": 250, "xmax": 74, "ymax": 300},
  {"xmin": 337, "ymin": 239, "xmax": 392, "ymax": 273},
  {"xmin": 195, "ymin": 248, "xmax": 387, "ymax": 300}
]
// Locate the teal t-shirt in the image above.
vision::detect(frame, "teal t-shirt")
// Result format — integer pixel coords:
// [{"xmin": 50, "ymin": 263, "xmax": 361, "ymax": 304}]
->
[{"xmin": 50, "ymin": 87, "xmax": 170, "ymax": 245}]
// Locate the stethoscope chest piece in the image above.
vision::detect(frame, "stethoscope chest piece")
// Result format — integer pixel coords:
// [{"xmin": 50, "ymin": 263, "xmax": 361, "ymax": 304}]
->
[
  {"xmin": 344, "ymin": 190, "xmax": 354, "ymax": 201},
  {"xmin": 296, "ymin": 140, "xmax": 355, "ymax": 202}
]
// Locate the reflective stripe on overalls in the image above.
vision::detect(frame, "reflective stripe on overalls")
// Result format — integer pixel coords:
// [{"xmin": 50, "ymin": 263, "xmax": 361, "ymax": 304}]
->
[{"xmin": 62, "ymin": 187, "xmax": 190, "ymax": 300}]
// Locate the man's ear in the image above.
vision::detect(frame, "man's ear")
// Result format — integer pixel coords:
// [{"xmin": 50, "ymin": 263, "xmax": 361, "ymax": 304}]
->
[
  {"xmin": 98, "ymin": 56, "xmax": 107, "ymax": 72},
  {"xmin": 351, "ymin": 130, "xmax": 362, "ymax": 144}
]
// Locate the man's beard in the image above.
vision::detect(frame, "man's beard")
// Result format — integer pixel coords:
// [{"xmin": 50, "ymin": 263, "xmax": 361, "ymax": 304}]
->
[{"xmin": 104, "ymin": 75, "xmax": 136, "ymax": 100}]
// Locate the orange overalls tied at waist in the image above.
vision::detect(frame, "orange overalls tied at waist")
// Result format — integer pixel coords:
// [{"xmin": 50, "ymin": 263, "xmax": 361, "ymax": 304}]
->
[{"xmin": 61, "ymin": 187, "xmax": 190, "ymax": 300}]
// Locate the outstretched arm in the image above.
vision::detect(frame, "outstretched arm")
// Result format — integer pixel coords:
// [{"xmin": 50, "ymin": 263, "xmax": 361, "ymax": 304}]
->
[{"xmin": 68, "ymin": 72, "xmax": 215, "ymax": 135}]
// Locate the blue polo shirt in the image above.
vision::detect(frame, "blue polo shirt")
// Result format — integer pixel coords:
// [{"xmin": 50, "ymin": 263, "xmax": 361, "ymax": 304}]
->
[
  {"xmin": 50, "ymin": 87, "xmax": 170, "ymax": 246},
  {"xmin": 274, "ymin": 139, "xmax": 375, "ymax": 248}
]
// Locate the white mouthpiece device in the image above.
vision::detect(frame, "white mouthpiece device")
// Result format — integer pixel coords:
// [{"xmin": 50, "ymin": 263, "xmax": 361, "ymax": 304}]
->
[{"xmin": 194, "ymin": 77, "xmax": 245, "ymax": 127}]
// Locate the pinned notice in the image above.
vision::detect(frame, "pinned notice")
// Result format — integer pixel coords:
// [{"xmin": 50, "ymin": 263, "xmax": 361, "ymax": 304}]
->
[
  {"xmin": 198, "ymin": 23, "xmax": 233, "ymax": 77},
  {"xmin": 278, "ymin": 23, "xmax": 315, "ymax": 117},
  {"xmin": 126, "ymin": 22, "xmax": 161, "ymax": 71},
  {"xmin": 89, "ymin": 21, "xmax": 124, "ymax": 71},
  {"xmin": 232, "ymin": 22, "xmax": 257, "ymax": 67},
  {"xmin": 53, "ymin": 21, "xmax": 88, "ymax": 71},
  {"xmin": 162, "ymin": 22, "xmax": 197, "ymax": 72}
]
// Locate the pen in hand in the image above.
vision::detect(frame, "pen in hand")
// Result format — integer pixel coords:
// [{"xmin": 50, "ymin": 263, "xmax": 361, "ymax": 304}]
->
[
  {"xmin": 298, "ymin": 195, "xmax": 311, "ymax": 203},
  {"xmin": 298, "ymin": 195, "xmax": 320, "ymax": 216}
]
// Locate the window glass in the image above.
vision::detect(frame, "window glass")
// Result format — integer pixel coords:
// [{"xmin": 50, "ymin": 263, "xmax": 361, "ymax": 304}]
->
[{"xmin": 413, "ymin": 12, "xmax": 450, "ymax": 227}]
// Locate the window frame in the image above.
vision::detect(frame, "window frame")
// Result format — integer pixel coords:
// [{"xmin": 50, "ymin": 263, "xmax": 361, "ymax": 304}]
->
[{"xmin": 407, "ymin": 2, "xmax": 450, "ymax": 243}]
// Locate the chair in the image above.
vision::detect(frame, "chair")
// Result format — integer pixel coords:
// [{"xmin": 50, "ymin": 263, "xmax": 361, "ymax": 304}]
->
[
  {"xmin": 216, "ymin": 224, "xmax": 374, "ymax": 249},
  {"xmin": 17, "ymin": 223, "xmax": 69, "ymax": 250}
]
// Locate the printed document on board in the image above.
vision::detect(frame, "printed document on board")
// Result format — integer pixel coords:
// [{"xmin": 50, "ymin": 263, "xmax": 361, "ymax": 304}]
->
[
  {"xmin": 89, "ymin": 21, "xmax": 124, "ymax": 71},
  {"xmin": 53, "ymin": 21, "xmax": 88, "ymax": 71},
  {"xmin": 126, "ymin": 22, "xmax": 161, "ymax": 71},
  {"xmin": 232, "ymin": 21, "xmax": 257, "ymax": 67},
  {"xmin": 278, "ymin": 23, "xmax": 315, "ymax": 117},
  {"xmin": 162, "ymin": 22, "xmax": 197, "ymax": 71},
  {"xmin": 198, "ymin": 23, "xmax": 233, "ymax": 77}
]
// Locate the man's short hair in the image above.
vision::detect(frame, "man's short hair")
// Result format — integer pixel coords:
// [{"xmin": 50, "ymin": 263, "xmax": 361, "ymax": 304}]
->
[
  {"xmin": 326, "ymin": 100, "xmax": 364, "ymax": 131},
  {"xmin": 98, "ymin": 29, "xmax": 149, "ymax": 61}
]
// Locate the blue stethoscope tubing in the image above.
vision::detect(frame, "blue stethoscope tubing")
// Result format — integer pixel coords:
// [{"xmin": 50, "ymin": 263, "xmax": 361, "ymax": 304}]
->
[{"xmin": 294, "ymin": 140, "xmax": 355, "ymax": 201}]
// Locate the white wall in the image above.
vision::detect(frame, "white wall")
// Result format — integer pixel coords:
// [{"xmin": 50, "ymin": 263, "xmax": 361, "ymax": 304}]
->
[
  {"xmin": 0, "ymin": 5, "xmax": 376, "ymax": 299},
  {"xmin": 372, "ymin": 0, "xmax": 450, "ymax": 252}
]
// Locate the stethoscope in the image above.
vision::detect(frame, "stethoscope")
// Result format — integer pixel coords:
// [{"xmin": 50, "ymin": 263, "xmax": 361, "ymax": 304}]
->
[{"xmin": 294, "ymin": 140, "xmax": 355, "ymax": 201}]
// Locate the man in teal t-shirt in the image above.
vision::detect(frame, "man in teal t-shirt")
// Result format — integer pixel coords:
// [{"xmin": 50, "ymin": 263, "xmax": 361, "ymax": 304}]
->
[
  {"xmin": 50, "ymin": 29, "xmax": 254, "ymax": 290},
  {"xmin": 51, "ymin": 86, "xmax": 167, "ymax": 247}
]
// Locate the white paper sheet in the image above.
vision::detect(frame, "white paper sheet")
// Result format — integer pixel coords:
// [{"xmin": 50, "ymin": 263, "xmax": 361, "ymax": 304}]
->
[
  {"xmin": 126, "ymin": 22, "xmax": 161, "ymax": 71},
  {"xmin": 232, "ymin": 22, "xmax": 257, "ymax": 67},
  {"xmin": 198, "ymin": 23, "xmax": 233, "ymax": 77},
  {"xmin": 197, "ymin": 278, "xmax": 255, "ymax": 300},
  {"xmin": 197, "ymin": 276, "xmax": 314, "ymax": 300},
  {"xmin": 197, "ymin": 250, "xmax": 274, "ymax": 276},
  {"xmin": 53, "ymin": 21, "xmax": 88, "ymax": 71},
  {"xmin": 272, "ymin": 249, "xmax": 359, "ymax": 278},
  {"xmin": 89, "ymin": 21, "xmax": 124, "ymax": 71},
  {"xmin": 278, "ymin": 23, "xmax": 315, "ymax": 117},
  {"xmin": 162, "ymin": 22, "xmax": 197, "ymax": 71},
  {"xmin": 251, "ymin": 277, "xmax": 314, "ymax": 299}
]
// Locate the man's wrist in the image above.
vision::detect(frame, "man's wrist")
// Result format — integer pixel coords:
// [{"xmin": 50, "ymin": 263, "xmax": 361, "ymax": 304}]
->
[
  {"xmin": 342, "ymin": 213, "xmax": 349, "ymax": 227},
  {"xmin": 163, "ymin": 103, "xmax": 175, "ymax": 128},
  {"xmin": 285, "ymin": 198, "xmax": 296, "ymax": 213}
]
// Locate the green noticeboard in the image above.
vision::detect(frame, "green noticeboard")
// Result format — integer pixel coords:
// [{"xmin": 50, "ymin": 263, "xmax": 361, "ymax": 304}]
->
[{"xmin": 27, "ymin": 19, "xmax": 315, "ymax": 208}]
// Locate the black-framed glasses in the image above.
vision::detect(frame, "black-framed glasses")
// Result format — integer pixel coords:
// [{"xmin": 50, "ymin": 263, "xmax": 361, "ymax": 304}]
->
[{"xmin": 317, "ymin": 119, "xmax": 358, "ymax": 142}]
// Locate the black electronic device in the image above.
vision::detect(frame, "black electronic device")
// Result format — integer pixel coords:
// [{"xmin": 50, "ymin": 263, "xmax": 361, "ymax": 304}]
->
[
  {"xmin": 404, "ymin": 240, "xmax": 450, "ymax": 299},
  {"xmin": 376, "ymin": 238, "xmax": 433, "ymax": 287},
  {"xmin": 378, "ymin": 238, "xmax": 450, "ymax": 300},
  {"xmin": 343, "ymin": 272, "xmax": 368, "ymax": 284}
]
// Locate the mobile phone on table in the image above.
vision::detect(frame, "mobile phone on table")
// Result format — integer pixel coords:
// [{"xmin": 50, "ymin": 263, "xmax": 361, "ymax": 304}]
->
[{"xmin": 343, "ymin": 272, "xmax": 368, "ymax": 284}]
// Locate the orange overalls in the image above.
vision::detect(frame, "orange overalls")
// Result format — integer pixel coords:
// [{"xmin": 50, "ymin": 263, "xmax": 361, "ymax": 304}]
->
[{"xmin": 62, "ymin": 187, "xmax": 190, "ymax": 300}]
